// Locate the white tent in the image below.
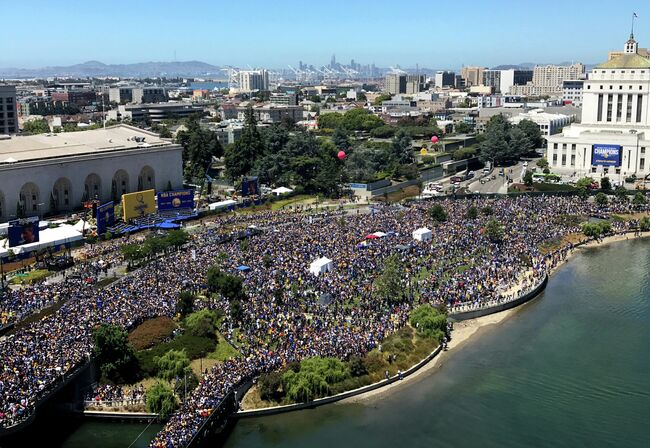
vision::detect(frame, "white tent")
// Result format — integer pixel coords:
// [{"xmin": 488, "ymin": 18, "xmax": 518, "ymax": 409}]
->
[
  {"xmin": 72, "ymin": 219, "xmax": 90, "ymax": 233},
  {"xmin": 0, "ymin": 225, "xmax": 83, "ymax": 258},
  {"xmin": 271, "ymin": 186, "xmax": 294, "ymax": 196},
  {"xmin": 309, "ymin": 257, "xmax": 333, "ymax": 276},
  {"xmin": 412, "ymin": 227, "xmax": 432, "ymax": 242},
  {"xmin": 208, "ymin": 199, "xmax": 237, "ymax": 211}
]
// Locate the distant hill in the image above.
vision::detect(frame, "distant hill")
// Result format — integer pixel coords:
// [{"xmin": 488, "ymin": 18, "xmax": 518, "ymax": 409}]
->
[{"xmin": 0, "ymin": 60, "xmax": 223, "ymax": 78}]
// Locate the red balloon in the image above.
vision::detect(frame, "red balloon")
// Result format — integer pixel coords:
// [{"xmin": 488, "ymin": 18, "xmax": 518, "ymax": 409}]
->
[
  {"xmin": 337, "ymin": 151, "xmax": 346, "ymax": 160},
  {"xmin": 431, "ymin": 136, "xmax": 439, "ymax": 143}
]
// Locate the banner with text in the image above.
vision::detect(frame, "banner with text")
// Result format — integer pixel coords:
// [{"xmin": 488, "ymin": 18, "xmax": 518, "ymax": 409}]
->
[
  {"xmin": 592, "ymin": 144, "xmax": 622, "ymax": 167},
  {"xmin": 157, "ymin": 189, "xmax": 195, "ymax": 211},
  {"xmin": 96, "ymin": 202, "xmax": 115, "ymax": 235},
  {"xmin": 121, "ymin": 189, "xmax": 156, "ymax": 221}
]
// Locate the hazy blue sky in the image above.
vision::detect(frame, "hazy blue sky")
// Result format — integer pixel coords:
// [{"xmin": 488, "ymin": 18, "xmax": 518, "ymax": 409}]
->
[{"xmin": 1, "ymin": 0, "xmax": 649, "ymax": 69}]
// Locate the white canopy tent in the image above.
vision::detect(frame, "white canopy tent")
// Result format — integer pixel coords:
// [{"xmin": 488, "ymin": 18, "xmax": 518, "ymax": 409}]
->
[
  {"xmin": 0, "ymin": 225, "xmax": 83, "ymax": 258},
  {"xmin": 309, "ymin": 257, "xmax": 333, "ymax": 276},
  {"xmin": 271, "ymin": 186, "xmax": 294, "ymax": 196},
  {"xmin": 412, "ymin": 227, "xmax": 432, "ymax": 242},
  {"xmin": 208, "ymin": 199, "xmax": 237, "ymax": 211},
  {"xmin": 72, "ymin": 219, "xmax": 90, "ymax": 233}
]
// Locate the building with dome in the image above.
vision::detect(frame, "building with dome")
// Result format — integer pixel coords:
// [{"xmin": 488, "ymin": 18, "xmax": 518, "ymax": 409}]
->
[{"xmin": 545, "ymin": 34, "xmax": 650, "ymax": 182}]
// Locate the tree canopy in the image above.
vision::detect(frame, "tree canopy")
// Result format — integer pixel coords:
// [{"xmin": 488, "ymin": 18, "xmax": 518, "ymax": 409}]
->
[
  {"xmin": 176, "ymin": 118, "xmax": 223, "ymax": 182},
  {"xmin": 92, "ymin": 324, "xmax": 137, "ymax": 383},
  {"xmin": 479, "ymin": 115, "xmax": 537, "ymax": 164}
]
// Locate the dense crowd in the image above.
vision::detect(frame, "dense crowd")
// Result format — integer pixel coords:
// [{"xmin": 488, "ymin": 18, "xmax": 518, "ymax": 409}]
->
[
  {"xmin": 0, "ymin": 195, "xmax": 647, "ymax": 445},
  {"xmin": 84, "ymin": 383, "xmax": 146, "ymax": 408}
]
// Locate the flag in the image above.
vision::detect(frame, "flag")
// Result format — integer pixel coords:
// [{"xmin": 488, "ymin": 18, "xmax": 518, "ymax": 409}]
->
[{"xmin": 634, "ymin": 12, "xmax": 638, "ymax": 18}]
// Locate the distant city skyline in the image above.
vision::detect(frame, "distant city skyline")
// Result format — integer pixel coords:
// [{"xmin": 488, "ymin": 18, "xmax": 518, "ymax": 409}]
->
[{"xmin": 1, "ymin": 0, "xmax": 648, "ymax": 70}]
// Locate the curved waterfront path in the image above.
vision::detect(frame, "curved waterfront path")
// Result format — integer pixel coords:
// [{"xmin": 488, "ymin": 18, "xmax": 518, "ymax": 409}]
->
[{"xmin": 224, "ymin": 238, "xmax": 650, "ymax": 448}]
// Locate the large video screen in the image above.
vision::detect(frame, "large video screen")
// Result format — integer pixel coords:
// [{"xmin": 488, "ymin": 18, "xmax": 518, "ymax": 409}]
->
[
  {"xmin": 157, "ymin": 189, "xmax": 195, "ymax": 211},
  {"xmin": 241, "ymin": 176, "xmax": 259, "ymax": 197},
  {"xmin": 96, "ymin": 201, "xmax": 115, "ymax": 235},
  {"xmin": 592, "ymin": 144, "xmax": 622, "ymax": 167},
  {"xmin": 8, "ymin": 217, "xmax": 40, "ymax": 247},
  {"xmin": 121, "ymin": 189, "xmax": 156, "ymax": 221}
]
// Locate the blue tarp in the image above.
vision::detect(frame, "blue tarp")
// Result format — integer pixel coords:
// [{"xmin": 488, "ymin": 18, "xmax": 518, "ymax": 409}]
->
[{"xmin": 237, "ymin": 265, "xmax": 251, "ymax": 272}]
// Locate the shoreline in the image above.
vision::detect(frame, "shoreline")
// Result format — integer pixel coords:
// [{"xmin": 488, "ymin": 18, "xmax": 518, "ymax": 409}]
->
[{"xmin": 339, "ymin": 229, "xmax": 650, "ymax": 405}]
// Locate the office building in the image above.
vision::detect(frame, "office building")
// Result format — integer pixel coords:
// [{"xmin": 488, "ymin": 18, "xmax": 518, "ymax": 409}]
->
[
  {"xmin": 512, "ymin": 64, "xmax": 586, "ymax": 96},
  {"xmin": 108, "ymin": 86, "xmax": 168, "ymax": 104},
  {"xmin": 385, "ymin": 74, "xmax": 407, "ymax": 95},
  {"xmin": 0, "ymin": 85, "xmax": 17, "ymax": 135},
  {"xmin": 239, "ymin": 70, "xmax": 270, "ymax": 92},
  {"xmin": 0, "ymin": 125, "xmax": 183, "ymax": 220},
  {"xmin": 405, "ymin": 75, "xmax": 425, "ymax": 94},
  {"xmin": 237, "ymin": 104, "xmax": 304, "ymax": 124},
  {"xmin": 434, "ymin": 71, "xmax": 456, "ymax": 88},
  {"xmin": 509, "ymin": 109, "xmax": 574, "ymax": 136},
  {"xmin": 546, "ymin": 35, "xmax": 650, "ymax": 179},
  {"xmin": 461, "ymin": 67, "xmax": 485, "ymax": 87},
  {"xmin": 51, "ymin": 89, "xmax": 97, "ymax": 107},
  {"xmin": 270, "ymin": 93, "xmax": 298, "ymax": 106},
  {"xmin": 107, "ymin": 103, "xmax": 203, "ymax": 123},
  {"xmin": 482, "ymin": 70, "xmax": 502, "ymax": 92},
  {"xmin": 562, "ymin": 80, "xmax": 584, "ymax": 106}
]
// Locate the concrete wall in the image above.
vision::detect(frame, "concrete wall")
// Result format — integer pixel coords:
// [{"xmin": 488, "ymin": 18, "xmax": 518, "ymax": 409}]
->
[
  {"xmin": 449, "ymin": 275, "xmax": 548, "ymax": 321},
  {"xmin": 0, "ymin": 146, "xmax": 183, "ymax": 221}
]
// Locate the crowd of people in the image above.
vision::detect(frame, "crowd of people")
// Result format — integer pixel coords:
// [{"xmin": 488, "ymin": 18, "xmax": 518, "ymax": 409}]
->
[
  {"xmin": 84, "ymin": 383, "xmax": 146, "ymax": 409},
  {"xmin": 0, "ymin": 194, "xmax": 647, "ymax": 446}
]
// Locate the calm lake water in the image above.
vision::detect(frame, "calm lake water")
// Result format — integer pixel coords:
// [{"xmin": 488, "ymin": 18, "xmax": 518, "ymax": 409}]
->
[{"xmin": 223, "ymin": 238, "xmax": 650, "ymax": 448}]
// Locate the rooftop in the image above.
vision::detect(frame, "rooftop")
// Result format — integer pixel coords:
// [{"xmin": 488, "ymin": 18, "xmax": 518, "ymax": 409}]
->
[
  {"xmin": 0, "ymin": 124, "xmax": 172, "ymax": 164},
  {"xmin": 595, "ymin": 53, "xmax": 650, "ymax": 69}
]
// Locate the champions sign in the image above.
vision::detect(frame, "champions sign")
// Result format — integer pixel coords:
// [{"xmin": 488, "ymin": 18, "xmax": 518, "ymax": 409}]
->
[
  {"xmin": 592, "ymin": 144, "xmax": 622, "ymax": 167},
  {"xmin": 121, "ymin": 189, "xmax": 156, "ymax": 221},
  {"xmin": 157, "ymin": 189, "xmax": 195, "ymax": 211}
]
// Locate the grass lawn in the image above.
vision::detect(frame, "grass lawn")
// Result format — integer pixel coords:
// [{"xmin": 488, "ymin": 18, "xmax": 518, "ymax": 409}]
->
[
  {"xmin": 208, "ymin": 332, "xmax": 241, "ymax": 361},
  {"xmin": 9, "ymin": 269, "xmax": 52, "ymax": 285},
  {"xmin": 271, "ymin": 195, "xmax": 318, "ymax": 210}
]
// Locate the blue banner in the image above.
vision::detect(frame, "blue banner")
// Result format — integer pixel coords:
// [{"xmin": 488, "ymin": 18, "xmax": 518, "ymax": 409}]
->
[
  {"xmin": 96, "ymin": 202, "xmax": 115, "ymax": 235},
  {"xmin": 592, "ymin": 144, "xmax": 622, "ymax": 167},
  {"xmin": 157, "ymin": 189, "xmax": 195, "ymax": 211},
  {"xmin": 8, "ymin": 217, "xmax": 40, "ymax": 247}
]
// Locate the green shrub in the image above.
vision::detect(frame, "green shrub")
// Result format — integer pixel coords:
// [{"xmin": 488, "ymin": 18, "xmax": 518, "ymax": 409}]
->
[
  {"xmin": 146, "ymin": 381, "xmax": 177, "ymax": 418},
  {"xmin": 409, "ymin": 304, "xmax": 447, "ymax": 343},
  {"xmin": 185, "ymin": 309, "xmax": 220, "ymax": 338}
]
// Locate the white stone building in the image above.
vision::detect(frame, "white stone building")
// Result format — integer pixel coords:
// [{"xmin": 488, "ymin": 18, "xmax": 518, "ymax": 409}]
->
[
  {"xmin": 0, "ymin": 125, "xmax": 183, "ymax": 222},
  {"xmin": 545, "ymin": 35, "xmax": 650, "ymax": 181},
  {"xmin": 509, "ymin": 109, "xmax": 575, "ymax": 136}
]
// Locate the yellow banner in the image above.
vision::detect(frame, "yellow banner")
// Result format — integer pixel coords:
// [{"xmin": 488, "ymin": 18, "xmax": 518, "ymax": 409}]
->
[{"xmin": 121, "ymin": 189, "xmax": 156, "ymax": 221}]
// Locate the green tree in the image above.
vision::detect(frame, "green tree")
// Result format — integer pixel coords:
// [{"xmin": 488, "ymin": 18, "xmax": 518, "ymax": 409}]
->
[
  {"xmin": 409, "ymin": 304, "xmax": 447, "ymax": 342},
  {"xmin": 595, "ymin": 192, "xmax": 608, "ymax": 206},
  {"xmin": 155, "ymin": 349, "xmax": 191, "ymax": 382},
  {"xmin": 523, "ymin": 170, "xmax": 534, "ymax": 187},
  {"xmin": 372, "ymin": 93, "xmax": 392, "ymax": 105},
  {"xmin": 165, "ymin": 229, "xmax": 189, "ymax": 248},
  {"xmin": 224, "ymin": 108, "xmax": 265, "ymax": 180},
  {"xmin": 176, "ymin": 291, "xmax": 196, "ymax": 318},
  {"xmin": 516, "ymin": 119, "xmax": 543, "ymax": 149},
  {"xmin": 633, "ymin": 192, "xmax": 647, "ymax": 208},
  {"xmin": 428, "ymin": 204, "xmax": 448, "ymax": 222},
  {"xmin": 62, "ymin": 122, "xmax": 79, "ymax": 132},
  {"xmin": 638, "ymin": 216, "xmax": 650, "ymax": 231},
  {"xmin": 390, "ymin": 129, "xmax": 413, "ymax": 164},
  {"xmin": 576, "ymin": 177, "xmax": 595, "ymax": 190},
  {"xmin": 146, "ymin": 381, "xmax": 177, "ymax": 419},
  {"xmin": 317, "ymin": 112, "xmax": 343, "ymax": 129},
  {"xmin": 370, "ymin": 125, "xmax": 396, "ymax": 138},
  {"xmin": 485, "ymin": 218, "xmax": 504, "ymax": 243},
  {"xmin": 282, "ymin": 357, "xmax": 349, "ymax": 403},
  {"xmin": 185, "ymin": 309, "xmax": 220, "ymax": 338},
  {"xmin": 373, "ymin": 254, "xmax": 405, "ymax": 303},
  {"xmin": 92, "ymin": 324, "xmax": 137, "ymax": 383},
  {"xmin": 508, "ymin": 127, "xmax": 532, "ymax": 159},
  {"xmin": 22, "ymin": 119, "xmax": 50, "ymax": 134},
  {"xmin": 206, "ymin": 266, "xmax": 245, "ymax": 301},
  {"xmin": 614, "ymin": 185, "xmax": 628, "ymax": 202},
  {"xmin": 455, "ymin": 122, "xmax": 473, "ymax": 134},
  {"xmin": 536, "ymin": 158, "xmax": 549, "ymax": 169},
  {"xmin": 176, "ymin": 118, "xmax": 223, "ymax": 182},
  {"xmin": 600, "ymin": 176, "xmax": 612, "ymax": 191},
  {"xmin": 258, "ymin": 372, "xmax": 283, "ymax": 401},
  {"xmin": 331, "ymin": 127, "xmax": 351, "ymax": 151},
  {"xmin": 479, "ymin": 114, "xmax": 512, "ymax": 164},
  {"xmin": 466, "ymin": 205, "xmax": 478, "ymax": 219}
]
